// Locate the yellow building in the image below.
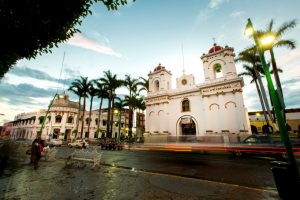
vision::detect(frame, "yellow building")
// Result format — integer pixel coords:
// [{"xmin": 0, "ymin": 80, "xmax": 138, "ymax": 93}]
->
[{"xmin": 248, "ymin": 108, "xmax": 300, "ymax": 134}]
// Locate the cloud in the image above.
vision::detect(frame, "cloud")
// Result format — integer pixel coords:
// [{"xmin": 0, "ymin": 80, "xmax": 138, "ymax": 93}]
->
[
  {"xmin": 9, "ymin": 66, "xmax": 57, "ymax": 82},
  {"xmin": 282, "ymin": 76, "xmax": 300, "ymax": 85},
  {"xmin": 64, "ymin": 67, "xmax": 81, "ymax": 78},
  {"xmin": 0, "ymin": 82, "xmax": 56, "ymax": 106},
  {"xmin": 5, "ymin": 65, "xmax": 80, "ymax": 92},
  {"xmin": 209, "ymin": 0, "xmax": 226, "ymax": 9},
  {"xmin": 66, "ymin": 33, "xmax": 123, "ymax": 58},
  {"xmin": 230, "ymin": 10, "xmax": 245, "ymax": 21},
  {"xmin": 277, "ymin": 49, "xmax": 300, "ymax": 67},
  {"xmin": 196, "ymin": 0, "xmax": 229, "ymax": 23},
  {"xmin": 230, "ymin": 10, "xmax": 244, "ymax": 17}
]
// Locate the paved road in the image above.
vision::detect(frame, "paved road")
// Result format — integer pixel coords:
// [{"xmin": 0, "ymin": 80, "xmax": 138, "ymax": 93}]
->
[
  {"xmin": 0, "ymin": 145, "xmax": 289, "ymax": 199},
  {"xmin": 54, "ymin": 146, "xmax": 287, "ymax": 189},
  {"xmin": 86, "ymin": 148, "xmax": 279, "ymax": 190}
]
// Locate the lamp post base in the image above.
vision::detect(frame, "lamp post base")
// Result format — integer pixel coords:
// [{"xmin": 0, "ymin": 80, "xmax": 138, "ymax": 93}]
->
[{"xmin": 271, "ymin": 161, "xmax": 300, "ymax": 200}]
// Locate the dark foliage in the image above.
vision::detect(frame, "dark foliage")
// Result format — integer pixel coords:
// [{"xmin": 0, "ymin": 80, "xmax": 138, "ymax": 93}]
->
[{"xmin": 0, "ymin": 0, "xmax": 131, "ymax": 78}]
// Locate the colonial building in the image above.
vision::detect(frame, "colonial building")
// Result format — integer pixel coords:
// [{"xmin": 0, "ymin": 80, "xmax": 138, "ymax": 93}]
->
[
  {"xmin": 0, "ymin": 121, "xmax": 13, "ymax": 137},
  {"xmin": 145, "ymin": 44, "xmax": 251, "ymax": 140},
  {"xmin": 10, "ymin": 93, "xmax": 145, "ymax": 140},
  {"xmin": 249, "ymin": 108, "xmax": 300, "ymax": 134}
]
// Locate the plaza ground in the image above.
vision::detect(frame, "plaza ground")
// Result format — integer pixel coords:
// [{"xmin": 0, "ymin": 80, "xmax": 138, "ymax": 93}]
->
[{"xmin": 0, "ymin": 148, "xmax": 281, "ymax": 200}]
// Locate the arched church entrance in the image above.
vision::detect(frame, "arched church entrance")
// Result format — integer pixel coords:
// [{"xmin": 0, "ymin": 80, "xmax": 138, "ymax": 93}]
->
[{"xmin": 180, "ymin": 117, "xmax": 196, "ymax": 135}]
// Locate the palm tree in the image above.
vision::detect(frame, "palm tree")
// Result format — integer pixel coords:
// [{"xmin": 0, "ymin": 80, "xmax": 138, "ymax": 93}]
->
[
  {"xmin": 236, "ymin": 48, "xmax": 274, "ymax": 122},
  {"xmin": 238, "ymin": 64, "xmax": 269, "ymax": 125},
  {"xmin": 135, "ymin": 96, "xmax": 146, "ymax": 136},
  {"xmin": 123, "ymin": 74, "xmax": 140, "ymax": 138},
  {"xmin": 259, "ymin": 19, "xmax": 297, "ymax": 120},
  {"xmin": 100, "ymin": 70, "xmax": 123, "ymax": 138},
  {"xmin": 87, "ymin": 82, "xmax": 98, "ymax": 138},
  {"xmin": 68, "ymin": 80, "xmax": 83, "ymax": 138},
  {"xmin": 138, "ymin": 77, "xmax": 149, "ymax": 93},
  {"xmin": 135, "ymin": 96, "xmax": 146, "ymax": 113},
  {"xmin": 124, "ymin": 92, "xmax": 140, "ymax": 138},
  {"xmin": 69, "ymin": 77, "xmax": 91, "ymax": 138},
  {"xmin": 114, "ymin": 98, "xmax": 126, "ymax": 140},
  {"xmin": 94, "ymin": 79, "xmax": 109, "ymax": 132}
]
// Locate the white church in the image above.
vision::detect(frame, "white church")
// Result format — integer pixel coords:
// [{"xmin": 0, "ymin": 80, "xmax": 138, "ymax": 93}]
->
[{"xmin": 144, "ymin": 44, "xmax": 251, "ymax": 141}]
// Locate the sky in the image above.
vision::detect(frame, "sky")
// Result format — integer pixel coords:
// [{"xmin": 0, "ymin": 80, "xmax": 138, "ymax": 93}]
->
[{"xmin": 1, "ymin": 0, "xmax": 300, "ymax": 125}]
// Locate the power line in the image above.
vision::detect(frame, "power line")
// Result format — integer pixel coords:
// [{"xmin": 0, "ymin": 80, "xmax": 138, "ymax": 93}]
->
[
  {"xmin": 182, "ymin": 44, "xmax": 185, "ymax": 73},
  {"xmin": 56, "ymin": 52, "xmax": 65, "ymax": 94}
]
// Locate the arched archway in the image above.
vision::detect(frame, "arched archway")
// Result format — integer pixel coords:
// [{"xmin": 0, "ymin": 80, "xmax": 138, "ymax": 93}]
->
[
  {"xmin": 262, "ymin": 125, "xmax": 273, "ymax": 134},
  {"xmin": 181, "ymin": 120, "xmax": 196, "ymax": 135},
  {"xmin": 251, "ymin": 125, "xmax": 258, "ymax": 135},
  {"xmin": 177, "ymin": 116, "xmax": 197, "ymax": 136}
]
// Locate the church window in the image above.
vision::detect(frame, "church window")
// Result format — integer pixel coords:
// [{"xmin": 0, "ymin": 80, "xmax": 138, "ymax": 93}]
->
[
  {"xmin": 85, "ymin": 118, "xmax": 90, "ymax": 125},
  {"xmin": 55, "ymin": 115, "xmax": 62, "ymax": 123},
  {"xmin": 95, "ymin": 118, "xmax": 98, "ymax": 125},
  {"xmin": 214, "ymin": 63, "xmax": 223, "ymax": 78},
  {"xmin": 39, "ymin": 116, "xmax": 45, "ymax": 124},
  {"xmin": 47, "ymin": 116, "xmax": 51, "ymax": 123},
  {"xmin": 155, "ymin": 80, "xmax": 159, "ymax": 91},
  {"xmin": 67, "ymin": 116, "xmax": 73, "ymax": 123},
  {"xmin": 182, "ymin": 99, "xmax": 190, "ymax": 112}
]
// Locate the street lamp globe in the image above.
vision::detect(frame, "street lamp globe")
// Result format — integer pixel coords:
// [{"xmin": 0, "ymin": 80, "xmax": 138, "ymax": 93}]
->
[
  {"xmin": 260, "ymin": 33, "xmax": 276, "ymax": 50},
  {"xmin": 244, "ymin": 21, "xmax": 254, "ymax": 36}
]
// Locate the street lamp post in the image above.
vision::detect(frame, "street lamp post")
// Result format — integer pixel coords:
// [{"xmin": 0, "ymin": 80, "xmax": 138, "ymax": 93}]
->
[
  {"xmin": 114, "ymin": 109, "xmax": 121, "ymax": 141},
  {"xmin": 245, "ymin": 18, "xmax": 299, "ymax": 193},
  {"xmin": 246, "ymin": 18, "xmax": 299, "ymax": 174}
]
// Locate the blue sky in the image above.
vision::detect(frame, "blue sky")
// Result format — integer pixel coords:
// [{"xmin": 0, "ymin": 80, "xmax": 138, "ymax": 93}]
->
[{"xmin": 1, "ymin": 0, "xmax": 300, "ymax": 125}]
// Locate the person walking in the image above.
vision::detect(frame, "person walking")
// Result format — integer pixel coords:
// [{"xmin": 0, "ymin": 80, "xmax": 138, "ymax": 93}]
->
[
  {"xmin": 30, "ymin": 139, "xmax": 38, "ymax": 164},
  {"xmin": 33, "ymin": 139, "xmax": 43, "ymax": 169}
]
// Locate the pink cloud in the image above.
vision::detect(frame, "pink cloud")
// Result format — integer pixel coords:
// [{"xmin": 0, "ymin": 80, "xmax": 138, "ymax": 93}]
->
[
  {"xmin": 66, "ymin": 33, "xmax": 123, "ymax": 58},
  {"xmin": 277, "ymin": 49, "xmax": 300, "ymax": 67}
]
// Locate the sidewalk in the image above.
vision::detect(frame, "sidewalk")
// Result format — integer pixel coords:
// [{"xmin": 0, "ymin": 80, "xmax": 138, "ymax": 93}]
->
[{"xmin": 0, "ymin": 157, "xmax": 280, "ymax": 200}]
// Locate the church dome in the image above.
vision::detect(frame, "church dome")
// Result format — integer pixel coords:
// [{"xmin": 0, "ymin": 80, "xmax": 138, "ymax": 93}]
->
[
  {"xmin": 208, "ymin": 43, "xmax": 223, "ymax": 54},
  {"xmin": 154, "ymin": 63, "xmax": 163, "ymax": 72}
]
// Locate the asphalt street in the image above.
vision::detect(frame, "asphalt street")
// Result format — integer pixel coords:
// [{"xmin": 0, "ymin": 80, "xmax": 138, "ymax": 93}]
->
[{"xmin": 0, "ymin": 145, "xmax": 286, "ymax": 199}]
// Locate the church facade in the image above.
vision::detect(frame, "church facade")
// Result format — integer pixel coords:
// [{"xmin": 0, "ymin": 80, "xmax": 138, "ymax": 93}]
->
[{"xmin": 144, "ymin": 44, "xmax": 251, "ymax": 139}]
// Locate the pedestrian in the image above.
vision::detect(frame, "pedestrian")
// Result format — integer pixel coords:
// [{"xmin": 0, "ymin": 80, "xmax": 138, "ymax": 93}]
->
[
  {"xmin": 31, "ymin": 139, "xmax": 38, "ymax": 164},
  {"xmin": 33, "ymin": 138, "xmax": 43, "ymax": 169}
]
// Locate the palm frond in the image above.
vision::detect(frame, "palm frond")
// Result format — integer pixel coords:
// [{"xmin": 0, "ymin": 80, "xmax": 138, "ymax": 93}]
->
[{"xmin": 274, "ymin": 39, "xmax": 296, "ymax": 49}]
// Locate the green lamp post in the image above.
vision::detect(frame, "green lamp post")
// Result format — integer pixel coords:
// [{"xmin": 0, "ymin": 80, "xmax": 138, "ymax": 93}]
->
[
  {"xmin": 38, "ymin": 93, "xmax": 58, "ymax": 138},
  {"xmin": 245, "ymin": 18, "xmax": 299, "ymax": 176}
]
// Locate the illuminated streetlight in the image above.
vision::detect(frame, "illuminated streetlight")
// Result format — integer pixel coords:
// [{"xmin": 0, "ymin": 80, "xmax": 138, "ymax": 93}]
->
[
  {"xmin": 245, "ymin": 18, "xmax": 299, "ymax": 177},
  {"xmin": 114, "ymin": 109, "xmax": 121, "ymax": 141},
  {"xmin": 260, "ymin": 33, "xmax": 276, "ymax": 47}
]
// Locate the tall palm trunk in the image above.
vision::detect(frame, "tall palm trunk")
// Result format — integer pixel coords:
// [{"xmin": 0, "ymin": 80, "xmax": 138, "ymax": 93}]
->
[
  {"xmin": 87, "ymin": 96, "xmax": 94, "ymax": 137},
  {"xmin": 110, "ymin": 96, "xmax": 115, "ymax": 138},
  {"xmin": 97, "ymin": 97, "xmax": 103, "ymax": 130},
  {"xmin": 254, "ymin": 65, "xmax": 274, "ymax": 122},
  {"xmin": 254, "ymin": 80, "xmax": 269, "ymax": 125},
  {"xmin": 128, "ymin": 105, "xmax": 133, "ymax": 138},
  {"xmin": 80, "ymin": 97, "xmax": 86, "ymax": 138},
  {"xmin": 106, "ymin": 97, "xmax": 111, "ymax": 138},
  {"xmin": 118, "ymin": 111, "xmax": 121, "ymax": 140},
  {"xmin": 270, "ymin": 49, "xmax": 286, "ymax": 121},
  {"xmin": 76, "ymin": 96, "xmax": 81, "ymax": 137}
]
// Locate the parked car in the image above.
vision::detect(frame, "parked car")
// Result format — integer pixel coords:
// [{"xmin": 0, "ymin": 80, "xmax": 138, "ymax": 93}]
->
[
  {"xmin": 68, "ymin": 140, "xmax": 89, "ymax": 148},
  {"xmin": 228, "ymin": 134, "xmax": 300, "ymax": 158},
  {"xmin": 46, "ymin": 139, "xmax": 63, "ymax": 147}
]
